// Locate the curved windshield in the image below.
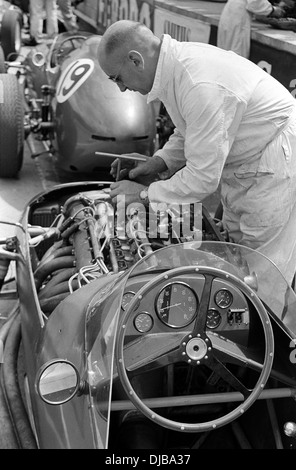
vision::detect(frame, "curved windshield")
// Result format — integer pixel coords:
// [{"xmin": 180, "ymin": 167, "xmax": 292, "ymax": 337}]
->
[{"xmin": 85, "ymin": 240, "xmax": 296, "ymax": 448}]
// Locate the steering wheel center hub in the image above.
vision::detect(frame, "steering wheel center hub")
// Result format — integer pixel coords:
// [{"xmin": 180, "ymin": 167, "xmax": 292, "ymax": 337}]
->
[{"xmin": 186, "ymin": 337, "xmax": 207, "ymax": 360}]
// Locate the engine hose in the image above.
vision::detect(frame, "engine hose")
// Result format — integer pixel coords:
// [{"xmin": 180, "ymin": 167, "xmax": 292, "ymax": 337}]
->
[
  {"xmin": 39, "ymin": 293, "xmax": 70, "ymax": 314},
  {"xmin": 39, "ymin": 239, "xmax": 65, "ymax": 263},
  {"xmin": 37, "ymin": 246, "xmax": 74, "ymax": 270},
  {"xmin": 37, "ymin": 267, "xmax": 77, "ymax": 298},
  {"xmin": 0, "ymin": 304, "xmax": 20, "ymax": 449},
  {"xmin": 34, "ymin": 256, "xmax": 76, "ymax": 291},
  {"xmin": 61, "ymin": 221, "xmax": 81, "ymax": 239},
  {"xmin": 0, "ymin": 373, "xmax": 19, "ymax": 448},
  {"xmin": 62, "ymin": 194, "xmax": 92, "ymax": 216},
  {"xmin": 2, "ymin": 314, "xmax": 37, "ymax": 449},
  {"xmin": 38, "ymin": 279, "xmax": 78, "ymax": 300}
]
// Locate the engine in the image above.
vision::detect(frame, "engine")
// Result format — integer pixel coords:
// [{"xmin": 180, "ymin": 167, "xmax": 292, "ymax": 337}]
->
[{"xmin": 28, "ymin": 188, "xmax": 222, "ymax": 317}]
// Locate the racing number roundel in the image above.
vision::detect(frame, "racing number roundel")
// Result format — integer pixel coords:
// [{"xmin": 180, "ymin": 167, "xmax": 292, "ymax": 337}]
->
[{"xmin": 56, "ymin": 59, "xmax": 95, "ymax": 103}]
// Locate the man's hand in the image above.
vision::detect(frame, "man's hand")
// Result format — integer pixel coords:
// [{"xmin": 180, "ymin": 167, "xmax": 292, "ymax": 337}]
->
[
  {"xmin": 110, "ymin": 157, "xmax": 136, "ymax": 181},
  {"xmin": 278, "ymin": 0, "xmax": 294, "ymax": 10},
  {"xmin": 110, "ymin": 180, "xmax": 146, "ymax": 207},
  {"xmin": 129, "ymin": 154, "xmax": 167, "ymax": 182},
  {"xmin": 110, "ymin": 153, "xmax": 168, "ymax": 185}
]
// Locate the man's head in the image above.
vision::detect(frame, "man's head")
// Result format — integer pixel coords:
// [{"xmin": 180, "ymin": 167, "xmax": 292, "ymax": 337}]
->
[{"xmin": 98, "ymin": 20, "xmax": 161, "ymax": 95}]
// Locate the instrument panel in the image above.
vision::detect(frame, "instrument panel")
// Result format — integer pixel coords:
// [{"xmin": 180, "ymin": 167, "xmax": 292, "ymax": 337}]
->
[{"xmin": 121, "ymin": 273, "xmax": 250, "ymax": 342}]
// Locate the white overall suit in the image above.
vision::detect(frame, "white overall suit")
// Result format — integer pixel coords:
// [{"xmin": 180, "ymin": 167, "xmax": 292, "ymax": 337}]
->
[
  {"xmin": 147, "ymin": 35, "xmax": 296, "ymax": 285},
  {"xmin": 217, "ymin": 0, "xmax": 274, "ymax": 58}
]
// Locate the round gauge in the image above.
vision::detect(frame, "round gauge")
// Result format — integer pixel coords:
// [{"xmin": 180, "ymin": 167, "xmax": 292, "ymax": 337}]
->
[
  {"xmin": 214, "ymin": 289, "xmax": 233, "ymax": 309},
  {"xmin": 121, "ymin": 291, "xmax": 135, "ymax": 311},
  {"xmin": 155, "ymin": 282, "xmax": 198, "ymax": 328},
  {"xmin": 134, "ymin": 313, "xmax": 153, "ymax": 333},
  {"xmin": 206, "ymin": 309, "xmax": 222, "ymax": 329}
]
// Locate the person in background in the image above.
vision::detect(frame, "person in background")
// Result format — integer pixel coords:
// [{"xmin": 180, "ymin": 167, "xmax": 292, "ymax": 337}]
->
[
  {"xmin": 57, "ymin": 0, "xmax": 78, "ymax": 34},
  {"xmin": 97, "ymin": 20, "xmax": 296, "ymax": 286},
  {"xmin": 217, "ymin": 0, "xmax": 291, "ymax": 58},
  {"xmin": 24, "ymin": 0, "xmax": 58, "ymax": 46}
]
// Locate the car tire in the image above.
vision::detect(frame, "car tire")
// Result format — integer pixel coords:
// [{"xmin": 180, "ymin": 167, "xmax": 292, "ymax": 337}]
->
[
  {"xmin": 0, "ymin": 73, "xmax": 24, "ymax": 178},
  {"xmin": 0, "ymin": 9, "xmax": 22, "ymax": 61},
  {"xmin": 0, "ymin": 46, "xmax": 6, "ymax": 73}
]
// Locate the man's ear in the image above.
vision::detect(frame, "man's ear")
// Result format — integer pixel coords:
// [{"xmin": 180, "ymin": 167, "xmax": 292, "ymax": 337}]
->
[{"xmin": 128, "ymin": 50, "xmax": 145, "ymax": 70}]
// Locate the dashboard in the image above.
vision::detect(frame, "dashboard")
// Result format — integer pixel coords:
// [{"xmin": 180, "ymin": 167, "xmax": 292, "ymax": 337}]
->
[{"xmin": 121, "ymin": 272, "xmax": 251, "ymax": 346}]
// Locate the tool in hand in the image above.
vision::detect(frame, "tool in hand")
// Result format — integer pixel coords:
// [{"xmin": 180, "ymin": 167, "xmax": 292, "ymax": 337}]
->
[
  {"xmin": 95, "ymin": 151, "xmax": 149, "ymax": 181},
  {"xmin": 95, "ymin": 151, "xmax": 148, "ymax": 162}
]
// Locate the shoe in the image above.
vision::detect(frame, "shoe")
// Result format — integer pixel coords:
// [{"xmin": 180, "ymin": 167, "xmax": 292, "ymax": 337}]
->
[{"xmin": 22, "ymin": 36, "xmax": 39, "ymax": 47}]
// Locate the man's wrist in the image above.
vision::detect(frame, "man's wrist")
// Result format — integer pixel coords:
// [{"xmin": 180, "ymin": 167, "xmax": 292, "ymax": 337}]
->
[
  {"xmin": 152, "ymin": 155, "xmax": 168, "ymax": 173},
  {"xmin": 268, "ymin": 5, "xmax": 284, "ymax": 16}
]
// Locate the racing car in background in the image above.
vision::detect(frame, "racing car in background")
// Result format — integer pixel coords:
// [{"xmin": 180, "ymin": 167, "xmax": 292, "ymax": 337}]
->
[
  {"xmin": 1, "ymin": 180, "xmax": 296, "ymax": 449},
  {"xmin": 0, "ymin": 31, "xmax": 158, "ymax": 178},
  {"xmin": 0, "ymin": 1, "xmax": 23, "ymax": 62}
]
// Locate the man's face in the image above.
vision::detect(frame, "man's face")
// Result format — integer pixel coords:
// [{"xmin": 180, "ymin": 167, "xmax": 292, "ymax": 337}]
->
[{"xmin": 98, "ymin": 50, "xmax": 149, "ymax": 95}]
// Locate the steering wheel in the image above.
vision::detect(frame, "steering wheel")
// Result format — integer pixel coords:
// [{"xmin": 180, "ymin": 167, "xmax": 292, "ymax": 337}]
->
[
  {"xmin": 116, "ymin": 265, "xmax": 274, "ymax": 433},
  {"xmin": 54, "ymin": 35, "xmax": 87, "ymax": 65}
]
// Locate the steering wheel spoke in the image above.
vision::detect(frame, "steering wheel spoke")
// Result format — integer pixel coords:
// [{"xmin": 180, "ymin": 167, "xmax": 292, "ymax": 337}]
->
[
  {"xmin": 206, "ymin": 355, "xmax": 252, "ymax": 398},
  {"xmin": 124, "ymin": 332, "xmax": 185, "ymax": 375},
  {"xmin": 192, "ymin": 274, "xmax": 215, "ymax": 334},
  {"xmin": 209, "ymin": 331, "xmax": 265, "ymax": 372}
]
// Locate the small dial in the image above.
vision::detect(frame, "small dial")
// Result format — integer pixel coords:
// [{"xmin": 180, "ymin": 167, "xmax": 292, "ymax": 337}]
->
[
  {"xmin": 155, "ymin": 282, "xmax": 198, "ymax": 328},
  {"xmin": 206, "ymin": 309, "xmax": 222, "ymax": 329},
  {"xmin": 214, "ymin": 289, "xmax": 233, "ymax": 309},
  {"xmin": 121, "ymin": 291, "xmax": 135, "ymax": 311},
  {"xmin": 134, "ymin": 313, "xmax": 153, "ymax": 333}
]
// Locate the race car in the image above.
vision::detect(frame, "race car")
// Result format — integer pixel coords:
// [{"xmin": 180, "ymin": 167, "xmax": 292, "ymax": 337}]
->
[
  {"xmin": 0, "ymin": 1, "xmax": 23, "ymax": 62},
  {"xmin": 1, "ymin": 180, "xmax": 296, "ymax": 449},
  {"xmin": 0, "ymin": 31, "xmax": 158, "ymax": 178}
]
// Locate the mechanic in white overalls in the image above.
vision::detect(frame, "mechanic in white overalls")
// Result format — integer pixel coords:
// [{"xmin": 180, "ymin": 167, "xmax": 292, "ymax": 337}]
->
[
  {"xmin": 217, "ymin": 0, "xmax": 286, "ymax": 58},
  {"xmin": 98, "ymin": 21, "xmax": 296, "ymax": 286}
]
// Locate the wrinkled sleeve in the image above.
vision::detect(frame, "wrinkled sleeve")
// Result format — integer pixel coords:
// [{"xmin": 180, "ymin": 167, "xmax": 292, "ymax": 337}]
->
[
  {"xmin": 148, "ymin": 83, "xmax": 246, "ymax": 204},
  {"xmin": 154, "ymin": 127, "xmax": 187, "ymax": 178},
  {"xmin": 246, "ymin": 0, "xmax": 273, "ymax": 15}
]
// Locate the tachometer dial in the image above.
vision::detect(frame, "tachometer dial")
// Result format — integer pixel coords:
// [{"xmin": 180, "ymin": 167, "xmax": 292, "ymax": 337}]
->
[
  {"xmin": 134, "ymin": 313, "xmax": 153, "ymax": 333},
  {"xmin": 155, "ymin": 282, "xmax": 198, "ymax": 328},
  {"xmin": 214, "ymin": 289, "xmax": 233, "ymax": 309},
  {"xmin": 122, "ymin": 291, "xmax": 135, "ymax": 311},
  {"xmin": 206, "ymin": 308, "xmax": 222, "ymax": 329}
]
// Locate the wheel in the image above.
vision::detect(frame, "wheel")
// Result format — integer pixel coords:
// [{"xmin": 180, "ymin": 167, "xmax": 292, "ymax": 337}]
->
[
  {"xmin": 0, "ymin": 74, "xmax": 24, "ymax": 177},
  {"xmin": 0, "ymin": 46, "xmax": 6, "ymax": 73},
  {"xmin": 0, "ymin": 9, "xmax": 22, "ymax": 61},
  {"xmin": 116, "ymin": 265, "xmax": 274, "ymax": 433}
]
